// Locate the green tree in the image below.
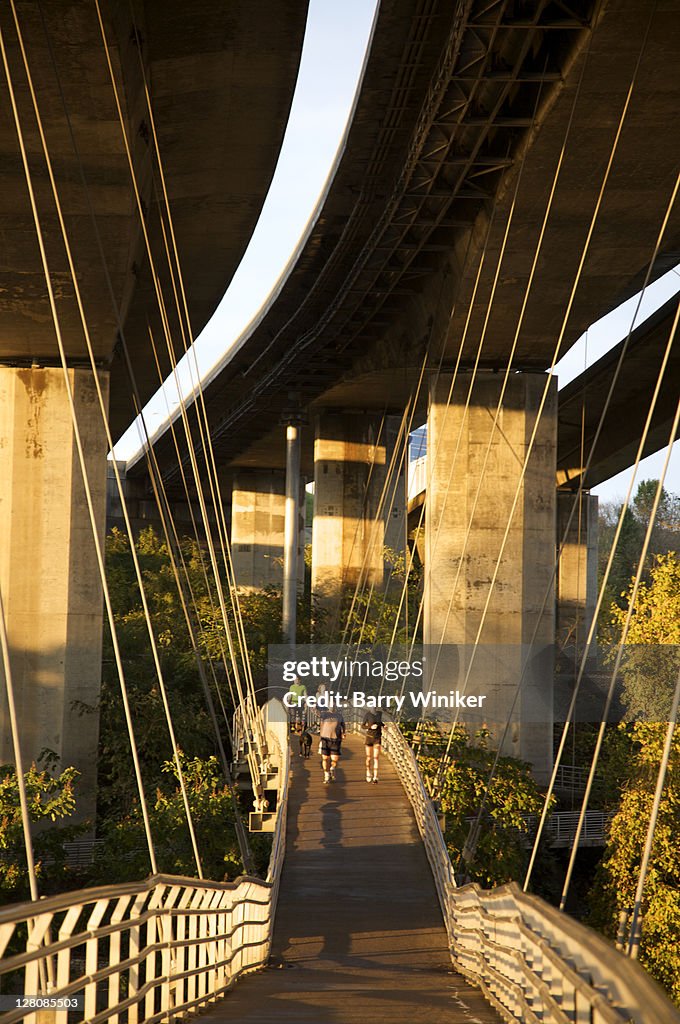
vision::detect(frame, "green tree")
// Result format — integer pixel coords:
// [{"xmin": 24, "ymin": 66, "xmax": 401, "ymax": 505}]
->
[
  {"xmin": 588, "ymin": 722, "xmax": 680, "ymax": 1003},
  {"xmin": 100, "ymin": 527, "xmax": 301, "ymax": 820},
  {"xmin": 598, "ymin": 484, "xmax": 680, "ymax": 632},
  {"xmin": 99, "ymin": 528, "xmax": 216, "ymax": 819},
  {"xmin": 610, "ymin": 552, "xmax": 680, "ymax": 721},
  {"xmin": 407, "ymin": 724, "xmax": 550, "ymax": 888},
  {"xmin": 91, "ymin": 754, "xmax": 269, "ymax": 883},
  {"xmin": 333, "ymin": 546, "xmax": 423, "ymax": 646},
  {"xmin": 0, "ymin": 762, "xmax": 83, "ymax": 901}
]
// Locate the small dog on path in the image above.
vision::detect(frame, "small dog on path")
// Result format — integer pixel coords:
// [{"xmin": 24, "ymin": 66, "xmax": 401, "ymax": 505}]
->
[{"xmin": 299, "ymin": 729, "xmax": 312, "ymax": 758}]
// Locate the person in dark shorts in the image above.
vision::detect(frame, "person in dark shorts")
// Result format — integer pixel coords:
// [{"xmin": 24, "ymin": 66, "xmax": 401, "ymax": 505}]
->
[
  {"xmin": 318, "ymin": 709, "xmax": 345, "ymax": 783},
  {"xmin": 363, "ymin": 709, "xmax": 383, "ymax": 783}
]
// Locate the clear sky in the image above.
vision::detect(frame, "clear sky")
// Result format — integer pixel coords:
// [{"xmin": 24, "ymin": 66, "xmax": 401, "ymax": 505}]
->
[{"xmin": 113, "ymin": 0, "xmax": 680, "ymax": 507}]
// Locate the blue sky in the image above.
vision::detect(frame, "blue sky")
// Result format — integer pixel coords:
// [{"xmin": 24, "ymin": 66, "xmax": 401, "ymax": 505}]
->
[{"xmin": 114, "ymin": 0, "xmax": 680, "ymax": 506}]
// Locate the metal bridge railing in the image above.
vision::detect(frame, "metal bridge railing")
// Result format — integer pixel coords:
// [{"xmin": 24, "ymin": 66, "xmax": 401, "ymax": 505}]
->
[
  {"xmin": 381, "ymin": 717, "xmax": 680, "ymax": 1024},
  {"xmin": 0, "ymin": 700, "xmax": 289, "ymax": 1024},
  {"xmin": 465, "ymin": 809, "xmax": 613, "ymax": 849},
  {"xmin": 380, "ymin": 718, "xmax": 455, "ymax": 921}
]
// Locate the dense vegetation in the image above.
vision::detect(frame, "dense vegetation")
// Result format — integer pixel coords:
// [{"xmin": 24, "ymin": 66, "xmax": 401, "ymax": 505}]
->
[
  {"xmin": 0, "ymin": 528, "xmax": 283, "ymax": 902},
  {"xmin": 3, "ymin": 481, "xmax": 680, "ymax": 1001}
]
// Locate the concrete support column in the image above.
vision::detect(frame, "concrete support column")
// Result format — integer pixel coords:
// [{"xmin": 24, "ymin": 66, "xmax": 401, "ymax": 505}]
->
[
  {"xmin": 230, "ymin": 468, "xmax": 304, "ymax": 592},
  {"xmin": 0, "ymin": 366, "xmax": 109, "ymax": 822},
  {"xmin": 424, "ymin": 371, "xmax": 557, "ymax": 780},
  {"xmin": 383, "ymin": 415, "xmax": 408, "ymax": 559},
  {"xmin": 283, "ymin": 423, "xmax": 302, "ymax": 645},
  {"xmin": 556, "ymin": 490, "xmax": 598, "ymax": 646},
  {"xmin": 311, "ymin": 411, "xmax": 386, "ymax": 623}
]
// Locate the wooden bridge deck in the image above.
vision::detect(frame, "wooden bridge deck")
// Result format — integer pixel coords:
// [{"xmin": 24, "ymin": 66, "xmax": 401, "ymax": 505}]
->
[{"xmin": 201, "ymin": 734, "xmax": 501, "ymax": 1022}]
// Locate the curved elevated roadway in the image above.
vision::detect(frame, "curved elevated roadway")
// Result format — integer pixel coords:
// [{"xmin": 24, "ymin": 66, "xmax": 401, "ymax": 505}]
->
[{"xmin": 130, "ymin": 0, "xmax": 680, "ymax": 494}]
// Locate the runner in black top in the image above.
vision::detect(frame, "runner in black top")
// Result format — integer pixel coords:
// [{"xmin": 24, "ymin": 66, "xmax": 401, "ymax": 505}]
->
[{"xmin": 363, "ymin": 710, "xmax": 383, "ymax": 783}]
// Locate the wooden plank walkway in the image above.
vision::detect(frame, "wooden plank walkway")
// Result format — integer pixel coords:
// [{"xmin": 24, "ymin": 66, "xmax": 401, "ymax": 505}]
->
[{"xmin": 201, "ymin": 734, "xmax": 501, "ymax": 1023}]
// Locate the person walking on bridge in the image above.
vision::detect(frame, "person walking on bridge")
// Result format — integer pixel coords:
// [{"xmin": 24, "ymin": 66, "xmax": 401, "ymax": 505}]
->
[
  {"xmin": 318, "ymin": 708, "xmax": 345, "ymax": 784},
  {"xmin": 363, "ymin": 709, "xmax": 383, "ymax": 783}
]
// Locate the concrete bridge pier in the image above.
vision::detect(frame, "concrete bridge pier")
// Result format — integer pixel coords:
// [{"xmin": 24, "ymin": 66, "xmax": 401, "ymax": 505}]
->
[
  {"xmin": 0, "ymin": 365, "xmax": 108, "ymax": 822},
  {"xmin": 311, "ymin": 410, "xmax": 387, "ymax": 627},
  {"xmin": 229, "ymin": 468, "xmax": 304, "ymax": 593},
  {"xmin": 556, "ymin": 490, "xmax": 598, "ymax": 649},
  {"xmin": 383, "ymin": 414, "xmax": 408, "ymax": 560},
  {"xmin": 423, "ymin": 371, "xmax": 557, "ymax": 781}
]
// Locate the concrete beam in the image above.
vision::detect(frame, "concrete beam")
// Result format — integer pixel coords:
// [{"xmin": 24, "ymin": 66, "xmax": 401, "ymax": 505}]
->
[{"xmin": 557, "ymin": 296, "xmax": 680, "ymax": 490}]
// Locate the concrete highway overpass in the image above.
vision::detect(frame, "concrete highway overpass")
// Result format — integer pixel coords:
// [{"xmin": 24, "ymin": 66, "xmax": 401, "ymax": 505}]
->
[
  {"xmin": 0, "ymin": 0, "xmax": 308, "ymax": 813},
  {"xmin": 0, "ymin": 0, "xmax": 308, "ymax": 435},
  {"xmin": 123, "ymin": 0, "xmax": 680, "ymax": 780},
  {"xmin": 1, "ymin": 0, "xmax": 679, "ymax": 799},
  {"xmin": 130, "ymin": 0, "xmax": 680, "ymax": 492}
]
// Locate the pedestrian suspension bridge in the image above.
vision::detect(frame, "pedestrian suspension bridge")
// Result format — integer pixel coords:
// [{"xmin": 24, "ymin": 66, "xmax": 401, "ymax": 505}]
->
[
  {"xmin": 0, "ymin": 699, "xmax": 678, "ymax": 1024},
  {"xmin": 1, "ymin": 0, "xmax": 680, "ymax": 1022}
]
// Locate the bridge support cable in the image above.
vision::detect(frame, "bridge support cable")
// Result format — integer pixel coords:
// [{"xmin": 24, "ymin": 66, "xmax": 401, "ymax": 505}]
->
[
  {"xmin": 31, "ymin": 2, "xmax": 247, "ymax": 838},
  {"xmin": 338, "ymin": 406, "xmax": 410, "ymax": 656},
  {"xmin": 523, "ymin": 170, "xmax": 680, "ymax": 890},
  {"xmin": 428, "ymin": 2, "xmax": 658, "ymax": 805},
  {"xmin": 141, "ymin": 327, "xmax": 242, "ymax": 719},
  {"xmin": 0, "ymin": 16, "xmax": 159, "ymax": 876},
  {"xmin": 340, "ymin": 328, "xmax": 447, "ymax": 663},
  {"xmin": 145, "ymin": 320, "xmax": 267, "ymax": 806},
  {"xmin": 422, "ymin": 29, "xmax": 600, "ymax": 805},
  {"xmin": 558, "ymin": 372, "xmax": 680, "ymax": 911},
  {"xmin": 390, "ymin": 54, "xmax": 576, "ymax": 754},
  {"xmin": 347, "ymin": 191, "xmax": 506, "ymax": 690},
  {"xmin": 93, "ymin": 0, "xmax": 268, "ymax": 798},
  {"xmin": 369, "ymin": 404, "xmax": 418, "ymax": 657},
  {"xmin": 125, "ymin": 2, "xmax": 270, "ymax": 724},
  {"xmin": 124, "ymin": 9, "xmax": 268, "ymax": 759},
  {"xmin": 109, "ymin": 364, "xmax": 254, "ymax": 869},
  {"xmin": 127, "ymin": 39, "xmax": 271, "ymax": 778},
  {"xmin": 6, "ymin": 2, "xmax": 213, "ymax": 879},
  {"xmin": 340, "ymin": 294, "xmax": 452, "ymax": 662},
  {"xmin": 346, "ymin": 240, "xmax": 483, "ymax": 666},
  {"xmin": 0, "ymin": 583, "xmax": 58, "ymax": 995},
  {"xmin": 394, "ymin": 70, "xmax": 553, "ymax": 686},
  {"xmin": 326, "ymin": 411, "xmax": 387, "ymax": 644},
  {"xmin": 35, "ymin": 0, "xmax": 244, "ymax": 770},
  {"xmin": 424, "ymin": 48, "xmax": 588, "ymax": 711}
]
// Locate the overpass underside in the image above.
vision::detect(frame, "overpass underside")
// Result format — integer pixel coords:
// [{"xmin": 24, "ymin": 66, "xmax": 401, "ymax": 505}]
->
[{"xmin": 1, "ymin": 0, "xmax": 679, "ymax": 805}]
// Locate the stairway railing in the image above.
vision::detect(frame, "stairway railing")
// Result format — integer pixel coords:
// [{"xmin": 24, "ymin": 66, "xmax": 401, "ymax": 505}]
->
[
  {"xmin": 0, "ymin": 700, "xmax": 289, "ymax": 1024},
  {"xmin": 382, "ymin": 717, "xmax": 680, "ymax": 1024}
]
